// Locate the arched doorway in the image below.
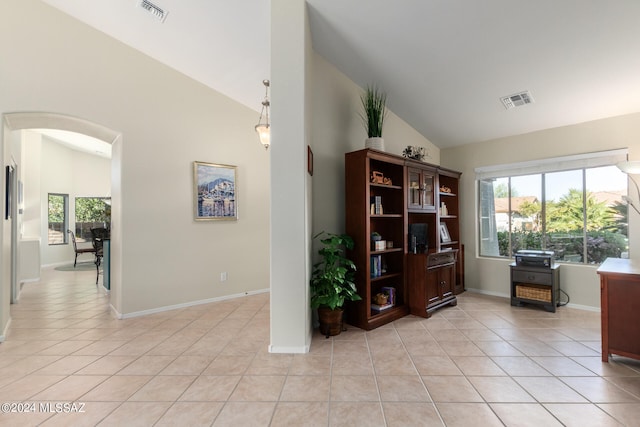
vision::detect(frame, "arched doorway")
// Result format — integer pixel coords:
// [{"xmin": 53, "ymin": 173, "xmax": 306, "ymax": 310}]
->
[{"xmin": 1, "ymin": 112, "xmax": 122, "ymax": 339}]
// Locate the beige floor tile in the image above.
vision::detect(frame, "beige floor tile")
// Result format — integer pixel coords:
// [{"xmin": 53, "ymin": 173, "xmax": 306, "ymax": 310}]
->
[
  {"xmin": 155, "ymin": 401, "xmax": 224, "ymax": 426},
  {"xmin": 422, "ymin": 376, "xmax": 483, "ymax": 402},
  {"xmin": 411, "ymin": 355, "xmax": 462, "ymax": 376},
  {"xmin": 438, "ymin": 340, "xmax": 484, "ymax": 357},
  {"xmin": 116, "ymin": 355, "xmax": 176, "ymax": 375},
  {"xmin": 289, "ymin": 355, "xmax": 332, "ymax": 375},
  {"xmin": 491, "ymin": 356, "xmax": 552, "ymax": 376},
  {"xmin": 544, "ymin": 403, "xmax": 623, "ymax": 427},
  {"xmin": 331, "ymin": 354, "xmax": 375, "ymax": 375},
  {"xmin": 39, "ymin": 402, "xmax": 121, "ymax": 427},
  {"xmin": 280, "ymin": 375, "xmax": 330, "ymax": 402},
  {"xmin": 76, "ymin": 355, "xmax": 137, "ymax": 375},
  {"xmin": 531, "ymin": 356, "xmax": 597, "ymax": 376},
  {"xmin": 0, "ymin": 375, "xmax": 65, "ymax": 401},
  {"xmin": 450, "ymin": 356, "xmax": 506, "ymax": 376},
  {"xmin": 245, "ymin": 353, "xmax": 293, "ymax": 375},
  {"xmin": 428, "ymin": 328, "xmax": 469, "ymax": 342},
  {"xmin": 490, "ymin": 403, "xmax": 563, "ymax": 426},
  {"xmin": 598, "ymin": 403, "xmax": 640, "ymax": 426},
  {"xmin": 33, "ymin": 355, "xmax": 101, "ymax": 375},
  {"xmin": 72, "ymin": 340, "xmax": 128, "ymax": 356},
  {"xmin": 228, "ymin": 375, "xmax": 285, "ymax": 401},
  {"xmin": 547, "ymin": 340, "xmax": 601, "ymax": 357},
  {"xmin": 571, "ymin": 356, "xmax": 640, "ymax": 377},
  {"xmin": 514, "ymin": 377, "xmax": 588, "ymax": 403},
  {"xmin": 468, "ymin": 376, "xmax": 535, "ymax": 402},
  {"xmin": 381, "ymin": 402, "xmax": 442, "ymax": 426},
  {"xmin": 560, "ymin": 377, "xmax": 640, "ymax": 403},
  {"xmin": 271, "ymin": 402, "xmax": 329, "ymax": 426},
  {"xmin": 32, "ymin": 375, "xmax": 109, "ymax": 401},
  {"xmin": 179, "ymin": 375, "xmax": 241, "ymax": 401},
  {"xmin": 97, "ymin": 401, "xmax": 172, "ymax": 426},
  {"xmin": 371, "ymin": 352, "xmax": 417, "ymax": 375},
  {"xmin": 202, "ymin": 355, "xmax": 253, "ymax": 375},
  {"xmin": 376, "ymin": 375, "xmax": 431, "ymax": 402},
  {"xmin": 330, "ymin": 375, "xmax": 379, "ymax": 401},
  {"xmin": 436, "ymin": 402, "xmax": 504, "ymax": 427},
  {"xmin": 474, "ymin": 340, "xmax": 524, "ymax": 356},
  {"xmin": 37, "ymin": 340, "xmax": 94, "ymax": 355},
  {"xmin": 213, "ymin": 401, "xmax": 276, "ymax": 427},
  {"xmin": 328, "ymin": 402, "xmax": 385, "ymax": 427},
  {"xmin": 605, "ymin": 375, "xmax": 640, "ymax": 397},
  {"xmin": 128, "ymin": 375, "xmax": 195, "ymax": 401},
  {"xmin": 81, "ymin": 375, "xmax": 152, "ymax": 401},
  {"xmin": 159, "ymin": 355, "xmax": 213, "ymax": 375}
]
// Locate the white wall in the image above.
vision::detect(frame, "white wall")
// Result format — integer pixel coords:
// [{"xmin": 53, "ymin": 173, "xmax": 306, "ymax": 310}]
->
[
  {"xmin": 310, "ymin": 53, "xmax": 440, "ymax": 236},
  {"xmin": 0, "ymin": 0, "xmax": 270, "ymax": 324},
  {"xmin": 441, "ymin": 112, "xmax": 640, "ymax": 309}
]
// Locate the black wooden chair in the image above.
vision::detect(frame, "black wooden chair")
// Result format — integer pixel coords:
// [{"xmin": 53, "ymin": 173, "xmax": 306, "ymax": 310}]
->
[
  {"xmin": 67, "ymin": 229, "xmax": 96, "ymax": 267},
  {"xmin": 90, "ymin": 227, "xmax": 110, "ymax": 284}
]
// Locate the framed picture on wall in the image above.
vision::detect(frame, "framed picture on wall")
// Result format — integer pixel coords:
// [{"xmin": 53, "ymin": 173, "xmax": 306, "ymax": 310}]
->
[{"xmin": 193, "ymin": 161, "xmax": 238, "ymax": 221}]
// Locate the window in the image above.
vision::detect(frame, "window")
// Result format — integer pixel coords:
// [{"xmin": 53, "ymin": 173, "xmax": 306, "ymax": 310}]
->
[
  {"xmin": 477, "ymin": 151, "xmax": 629, "ymax": 264},
  {"xmin": 48, "ymin": 193, "xmax": 68, "ymax": 245},
  {"xmin": 75, "ymin": 197, "xmax": 111, "ymax": 242}
]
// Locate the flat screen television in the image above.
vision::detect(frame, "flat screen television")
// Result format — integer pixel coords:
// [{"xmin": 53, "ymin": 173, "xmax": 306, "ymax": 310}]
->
[{"xmin": 409, "ymin": 223, "xmax": 428, "ymax": 254}]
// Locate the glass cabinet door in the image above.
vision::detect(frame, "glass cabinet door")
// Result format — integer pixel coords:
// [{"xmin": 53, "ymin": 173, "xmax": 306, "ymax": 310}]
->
[
  {"xmin": 408, "ymin": 168, "xmax": 422, "ymax": 209},
  {"xmin": 421, "ymin": 173, "xmax": 434, "ymax": 208}
]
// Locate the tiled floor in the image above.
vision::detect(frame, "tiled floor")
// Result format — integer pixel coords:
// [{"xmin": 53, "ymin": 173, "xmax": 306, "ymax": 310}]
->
[{"xmin": 1, "ymin": 267, "xmax": 640, "ymax": 426}]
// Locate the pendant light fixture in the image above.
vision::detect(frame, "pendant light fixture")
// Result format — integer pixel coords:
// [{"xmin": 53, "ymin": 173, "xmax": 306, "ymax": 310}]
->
[{"xmin": 255, "ymin": 79, "xmax": 270, "ymax": 149}]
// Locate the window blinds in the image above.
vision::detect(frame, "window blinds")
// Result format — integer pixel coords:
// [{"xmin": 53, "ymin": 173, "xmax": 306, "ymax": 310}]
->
[{"xmin": 474, "ymin": 149, "xmax": 629, "ymax": 180}]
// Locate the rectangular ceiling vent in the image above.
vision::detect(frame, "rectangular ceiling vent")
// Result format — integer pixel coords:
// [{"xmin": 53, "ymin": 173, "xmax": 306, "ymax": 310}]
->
[
  {"xmin": 138, "ymin": 0, "xmax": 168, "ymax": 23},
  {"xmin": 501, "ymin": 91, "xmax": 534, "ymax": 110}
]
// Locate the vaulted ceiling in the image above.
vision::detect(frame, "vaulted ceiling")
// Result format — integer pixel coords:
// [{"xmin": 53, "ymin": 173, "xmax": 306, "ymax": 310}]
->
[{"xmin": 40, "ymin": 0, "xmax": 640, "ymax": 148}]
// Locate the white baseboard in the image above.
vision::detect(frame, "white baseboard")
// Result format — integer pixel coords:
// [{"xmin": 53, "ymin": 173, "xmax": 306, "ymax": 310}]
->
[
  {"xmin": 269, "ymin": 344, "xmax": 310, "ymax": 354},
  {"xmin": 0, "ymin": 318, "xmax": 12, "ymax": 342},
  {"xmin": 465, "ymin": 287, "xmax": 600, "ymax": 312},
  {"xmin": 117, "ymin": 288, "xmax": 270, "ymax": 319}
]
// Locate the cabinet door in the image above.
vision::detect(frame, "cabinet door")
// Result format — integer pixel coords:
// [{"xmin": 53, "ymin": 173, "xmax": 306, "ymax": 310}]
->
[
  {"xmin": 439, "ymin": 266, "xmax": 455, "ymax": 300},
  {"xmin": 425, "ymin": 268, "xmax": 441, "ymax": 307},
  {"xmin": 407, "ymin": 167, "xmax": 435, "ymax": 210}
]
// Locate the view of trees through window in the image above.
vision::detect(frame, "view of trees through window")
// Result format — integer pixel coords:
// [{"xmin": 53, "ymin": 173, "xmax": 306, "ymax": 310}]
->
[
  {"xmin": 479, "ymin": 165, "xmax": 628, "ymax": 264},
  {"xmin": 48, "ymin": 193, "xmax": 68, "ymax": 245},
  {"xmin": 75, "ymin": 197, "xmax": 111, "ymax": 242}
]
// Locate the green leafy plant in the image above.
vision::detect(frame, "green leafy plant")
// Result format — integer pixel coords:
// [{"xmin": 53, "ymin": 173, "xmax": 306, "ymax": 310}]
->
[
  {"xmin": 360, "ymin": 85, "xmax": 387, "ymax": 138},
  {"xmin": 310, "ymin": 232, "xmax": 362, "ymax": 310}
]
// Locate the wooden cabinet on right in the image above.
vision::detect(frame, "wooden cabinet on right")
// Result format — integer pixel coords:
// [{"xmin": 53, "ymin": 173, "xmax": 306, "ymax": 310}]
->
[{"xmin": 597, "ymin": 258, "xmax": 640, "ymax": 362}]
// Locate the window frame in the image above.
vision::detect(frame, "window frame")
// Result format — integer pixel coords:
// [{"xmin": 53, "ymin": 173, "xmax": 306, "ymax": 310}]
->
[{"xmin": 47, "ymin": 193, "xmax": 69, "ymax": 246}]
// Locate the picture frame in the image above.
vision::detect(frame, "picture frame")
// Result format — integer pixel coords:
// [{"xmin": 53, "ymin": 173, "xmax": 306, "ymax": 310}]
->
[
  {"xmin": 193, "ymin": 161, "xmax": 238, "ymax": 221},
  {"xmin": 307, "ymin": 145, "xmax": 313, "ymax": 176},
  {"xmin": 439, "ymin": 222, "xmax": 451, "ymax": 243}
]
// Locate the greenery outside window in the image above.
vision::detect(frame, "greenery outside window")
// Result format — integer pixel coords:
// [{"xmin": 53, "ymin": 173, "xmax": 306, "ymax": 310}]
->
[
  {"xmin": 75, "ymin": 197, "xmax": 111, "ymax": 242},
  {"xmin": 477, "ymin": 151, "xmax": 629, "ymax": 264},
  {"xmin": 48, "ymin": 193, "xmax": 68, "ymax": 245}
]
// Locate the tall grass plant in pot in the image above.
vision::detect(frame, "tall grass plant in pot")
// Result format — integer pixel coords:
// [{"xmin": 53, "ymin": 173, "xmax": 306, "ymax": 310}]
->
[
  {"xmin": 360, "ymin": 85, "xmax": 387, "ymax": 151},
  {"xmin": 310, "ymin": 232, "xmax": 361, "ymax": 337}
]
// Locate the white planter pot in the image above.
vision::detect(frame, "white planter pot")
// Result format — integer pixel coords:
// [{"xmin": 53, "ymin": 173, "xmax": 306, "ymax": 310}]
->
[{"xmin": 365, "ymin": 137, "xmax": 385, "ymax": 151}]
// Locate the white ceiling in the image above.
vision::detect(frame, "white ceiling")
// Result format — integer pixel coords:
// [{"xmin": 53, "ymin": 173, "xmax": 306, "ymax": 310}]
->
[{"xmin": 40, "ymin": 0, "xmax": 640, "ymax": 149}]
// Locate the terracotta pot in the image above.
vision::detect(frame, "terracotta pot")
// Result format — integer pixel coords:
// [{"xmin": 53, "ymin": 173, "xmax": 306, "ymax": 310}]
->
[{"xmin": 317, "ymin": 306, "xmax": 344, "ymax": 337}]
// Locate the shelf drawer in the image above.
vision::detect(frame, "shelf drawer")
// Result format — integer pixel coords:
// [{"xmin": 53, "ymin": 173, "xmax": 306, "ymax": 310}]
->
[{"xmin": 512, "ymin": 270, "xmax": 552, "ymax": 285}]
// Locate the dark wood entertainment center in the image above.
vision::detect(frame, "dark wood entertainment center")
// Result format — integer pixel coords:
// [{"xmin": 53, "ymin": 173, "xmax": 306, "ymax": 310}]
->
[{"xmin": 345, "ymin": 148, "xmax": 463, "ymax": 330}]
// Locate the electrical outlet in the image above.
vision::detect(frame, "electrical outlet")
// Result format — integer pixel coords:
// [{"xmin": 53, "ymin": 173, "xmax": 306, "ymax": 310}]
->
[{"xmin": 220, "ymin": 272, "xmax": 228, "ymax": 282}]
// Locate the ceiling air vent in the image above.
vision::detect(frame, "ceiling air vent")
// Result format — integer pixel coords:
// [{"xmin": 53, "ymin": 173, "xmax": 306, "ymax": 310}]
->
[
  {"xmin": 501, "ymin": 91, "xmax": 534, "ymax": 110},
  {"xmin": 138, "ymin": 0, "xmax": 168, "ymax": 22}
]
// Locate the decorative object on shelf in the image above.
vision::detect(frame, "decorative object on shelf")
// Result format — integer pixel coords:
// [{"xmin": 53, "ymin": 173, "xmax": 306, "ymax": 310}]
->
[
  {"xmin": 371, "ymin": 232, "xmax": 382, "ymax": 250},
  {"xmin": 254, "ymin": 79, "xmax": 271, "ymax": 149},
  {"xmin": 360, "ymin": 85, "xmax": 387, "ymax": 151},
  {"xmin": 193, "ymin": 161, "xmax": 237, "ymax": 221},
  {"xmin": 370, "ymin": 196, "xmax": 383, "ymax": 215},
  {"xmin": 439, "ymin": 222, "xmax": 451, "ymax": 243},
  {"xmin": 402, "ymin": 146, "xmax": 426, "ymax": 161},
  {"xmin": 371, "ymin": 171, "xmax": 393, "ymax": 185},
  {"xmin": 311, "ymin": 232, "xmax": 362, "ymax": 337},
  {"xmin": 374, "ymin": 240, "xmax": 386, "ymax": 251},
  {"xmin": 440, "ymin": 185, "xmax": 452, "ymax": 193},
  {"xmin": 440, "ymin": 202, "xmax": 448, "ymax": 216},
  {"xmin": 373, "ymin": 292, "xmax": 389, "ymax": 305}
]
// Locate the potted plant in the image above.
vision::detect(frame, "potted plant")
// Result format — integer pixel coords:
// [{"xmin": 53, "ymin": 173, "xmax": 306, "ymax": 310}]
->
[
  {"xmin": 311, "ymin": 232, "xmax": 362, "ymax": 337},
  {"xmin": 360, "ymin": 85, "xmax": 387, "ymax": 151}
]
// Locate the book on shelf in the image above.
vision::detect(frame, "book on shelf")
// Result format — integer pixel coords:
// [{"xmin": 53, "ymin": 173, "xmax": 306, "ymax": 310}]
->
[
  {"xmin": 371, "ymin": 303, "xmax": 394, "ymax": 312},
  {"xmin": 370, "ymin": 255, "xmax": 382, "ymax": 278},
  {"xmin": 370, "ymin": 196, "xmax": 383, "ymax": 215}
]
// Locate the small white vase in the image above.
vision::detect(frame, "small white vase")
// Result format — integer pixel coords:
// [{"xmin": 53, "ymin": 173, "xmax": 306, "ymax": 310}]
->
[{"xmin": 365, "ymin": 137, "xmax": 385, "ymax": 151}]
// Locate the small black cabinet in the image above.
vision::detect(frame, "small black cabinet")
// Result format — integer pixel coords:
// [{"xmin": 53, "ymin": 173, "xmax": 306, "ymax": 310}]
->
[{"xmin": 510, "ymin": 263, "xmax": 560, "ymax": 312}]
